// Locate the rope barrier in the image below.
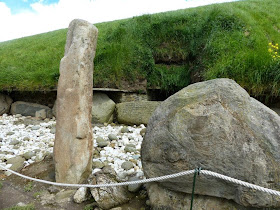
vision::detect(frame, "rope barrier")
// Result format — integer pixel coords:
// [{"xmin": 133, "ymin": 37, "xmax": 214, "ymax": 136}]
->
[
  {"xmin": 0, "ymin": 164, "xmax": 195, "ymax": 188},
  {"xmin": 1, "ymin": 164, "xmax": 280, "ymax": 197},
  {"xmin": 200, "ymin": 170, "xmax": 280, "ymax": 196}
]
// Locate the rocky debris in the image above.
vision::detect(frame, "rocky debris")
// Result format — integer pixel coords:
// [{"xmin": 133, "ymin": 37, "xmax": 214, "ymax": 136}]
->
[
  {"xmin": 22, "ymin": 151, "xmax": 36, "ymax": 160},
  {"xmin": 92, "ymin": 93, "xmax": 115, "ymax": 124},
  {"xmin": 39, "ymin": 189, "xmax": 75, "ymax": 206},
  {"xmin": 0, "ymin": 93, "xmax": 13, "ymax": 115},
  {"xmin": 40, "ymin": 190, "xmax": 56, "ymax": 206},
  {"xmin": 124, "ymin": 145, "xmax": 136, "ymax": 153},
  {"xmin": 10, "ymin": 101, "xmax": 52, "ymax": 118},
  {"xmin": 0, "ymin": 113, "xmax": 145, "ymax": 182},
  {"xmin": 141, "ymin": 78, "xmax": 280, "ymax": 208},
  {"xmin": 23, "ymin": 137, "xmax": 30, "ymax": 141},
  {"xmin": 48, "ymin": 186, "xmax": 61, "ymax": 194},
  {"xmin": 127, "ymin": 176, "xmax": 142, "ymax": 193},
  {"xmin": 52, "ymin": 100, "xmax": 57, "ymax": 117},
  {"xmin": 139, "ymin": 128, "xmax": 146, "ymax": 137},
  {"xmin": 121, "ymin": 161, "xmax": 134, "ymax": 170},
  {"xmin": 93, "ymin": 160, "xmax": 105, "ymax": 169},
  {"xmin": 96, "ymin": 136, "xmax": 109, "ymax": 148},
  {"xmin": 50, "ymin": 127, "xmax": 56, "ymax": 134},
  {"xmin": 90, "ymin": 171, "xmax": 134, "ymax": 209},
  {"xmin": 35, "ymin": 109, "xmax": 47, "ymax": 119},
  {"xmin": 6, "ymin": 131, "xmax": 15, "ymax": 136},
  {"xmin": 108, "ymin": 134, "xmax": 118, "ymax": 141},
  {"xmin": 116, "ymin": 101, "xmax": 161, "ymax": 125},
  {"xmin": 0, "ymin": 114, "xmax": 56, "ymax": 168},
  {"xmin": 9, "ymin": 139, "xmax": 20, "ymax": 145},
  {"xmin": 97, "ymin": 141, "xmax": 109, "ymax": 148},
  {"xmin": 55, "ymin": 190, "xmax": 76, "ymax": 203},
  {"xmin": 54, "ymin": 19, "xmax": 98, "ymax": 184},
  {"xmin": 73, "ymin": 187, "xmax": 90, "ymax": 204},
  {"xmin": 6, "ymin": 156, "xmax": 25, "ymax": 171},
  {"xmin": 121, "ymin": 126, "xmax": 130, "ymax": 133},
  {"xmin": 31, "ymin": 125, "xmax": 40, "ymax": 130}
]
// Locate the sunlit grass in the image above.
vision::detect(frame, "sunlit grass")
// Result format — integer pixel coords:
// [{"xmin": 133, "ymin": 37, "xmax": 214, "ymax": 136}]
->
[{"xmin": 0, "ymin": 0, "xmax": 280, "ymax": 100}]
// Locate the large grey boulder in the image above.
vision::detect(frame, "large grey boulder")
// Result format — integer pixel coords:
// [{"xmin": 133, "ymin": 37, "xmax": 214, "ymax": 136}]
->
[
  {"xmin": 92, "ymin": 93, "xmax": 115, "ymax": 124},
  {"xmin": 116, "ymin": 101, "xmax": 160, "ymax": 125},
  {"xmin": 0, "ymin": 94, "xmax": 13, "ymax": 115},
  {"xmin": 54, "ymin": 19, "xmax": 98, "ymax": 184},
  {"xmin": 141, "ymin": 78, "xmax": 280, "ymax": 208},
  {"xmin": 10, "ymin": 101, "xmax": 52, "ymax": 118}
]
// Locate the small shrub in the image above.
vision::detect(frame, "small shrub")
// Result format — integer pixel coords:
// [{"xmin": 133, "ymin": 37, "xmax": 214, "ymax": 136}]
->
[
  {"xmin": 24, "ymin": 182, "xmax": 33, "ymax": 192},
  {"xmin": 84, "ymin": 203, "xmax": 95, "ymax": 210}
]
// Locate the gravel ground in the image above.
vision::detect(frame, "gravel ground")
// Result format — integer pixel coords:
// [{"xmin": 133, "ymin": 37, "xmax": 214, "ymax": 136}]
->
[{"xmin": 0, "ymin": 114, "xmax": 146, "ymax": 181}]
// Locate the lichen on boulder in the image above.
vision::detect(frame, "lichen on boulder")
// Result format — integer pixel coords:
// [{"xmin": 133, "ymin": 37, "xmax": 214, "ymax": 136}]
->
[{"xmin": 141, "ymin": 78, "xmax": 280, "ymax": 208}]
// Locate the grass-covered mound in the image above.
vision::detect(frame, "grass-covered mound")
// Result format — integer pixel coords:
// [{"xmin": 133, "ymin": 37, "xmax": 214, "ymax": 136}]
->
[{"xmin": 0, "ymin": 0, "xmax": 280, "ymax": 101}]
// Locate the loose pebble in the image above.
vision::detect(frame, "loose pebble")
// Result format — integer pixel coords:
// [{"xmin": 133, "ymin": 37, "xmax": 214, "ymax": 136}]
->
[
  {"xmin": 31, "ymin": 125, "xmax": 40, "ymax": 130},
  {"xmin": 108, "ymin": 134, "xmax": 118, "ymax": 141},
  {"xmin": 6, "ymin": 131, "xmax": 15, "ymax": 136},
  {"xmin": 121, "ymin": 161, "xmax": 134, "ymax": 170},
  {"xmin": 121, "ymin": 126, "xmax": 129, "ymax": 133}
]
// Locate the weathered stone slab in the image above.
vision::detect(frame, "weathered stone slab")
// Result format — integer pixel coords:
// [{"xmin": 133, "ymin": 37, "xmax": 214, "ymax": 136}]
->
[
  {"xmin": 116, "ymin": 101, "xmax": 160, "ymax": 125},
  {"xmin": 6, "ymin": 156, "xmax": 25, "ymax": 171},
  {"xmin": 54, "ymin": 19, "xmax": 98, "ymax": 184},
  {"xmin": 0, "ymin": 94, "xmax": 13, "ymax": 115},
  {"xmin": 90, "ymin": 173, "xmax": 133, "ymax": 209},
  {"xmin": 92, "ymin": 93, "xmax": 115, "ymax": 124},
  {"xmin": 10, "ymin": 101, "xmax": 52, "ymax": 118},
  {"xmin": 141, "ymin": 78, "xmax": 280, "ymax": 208}
]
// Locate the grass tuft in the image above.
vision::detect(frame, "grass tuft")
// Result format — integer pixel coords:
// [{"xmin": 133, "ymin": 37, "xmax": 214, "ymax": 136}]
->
[{"xmin": 0, "ymin": 0, "xmax": 280, "ymax": 100}]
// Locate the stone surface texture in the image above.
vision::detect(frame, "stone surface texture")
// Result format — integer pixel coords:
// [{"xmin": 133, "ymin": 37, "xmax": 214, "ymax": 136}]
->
[
  {"xmin": 10, "ymin": 101, "xmax": 52, "ymax": 118},
  {"xmin": 92, "ymin": 93, "xmax": 115, "ymax": 124},
  {"xmin": 73, "ymin": 187, "xmax": 90, "ymax": 203},
  {"xmin": 6, "ymin": 156, "xmax": 25, "ymax": 171},
  {"xmin": 147, "ymin": 183, "xmax": 248, "ymax": 210},
  {"xmin": 141, "ymin": 78, "xmax": 280, "ymax": 208},
  {"xmin": 90, "ymin": 172, "xmax": 133, "ymax": 210},
  {"xmin": 0, "ymin": 94, "xmax": 13, "ymax": 115},
  {"xmin": 116, "ymin": 101, "xmax": 160, "ymax": 125},
  {"xmin": 52, "ymin": 100, "xmax": 57, "ymax": 117},
  {"xmin": 54, "ymin": 19, "xmax": 98, "ymax": 184}
]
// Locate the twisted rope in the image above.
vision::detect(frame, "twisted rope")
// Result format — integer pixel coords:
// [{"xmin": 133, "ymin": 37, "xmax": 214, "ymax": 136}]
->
[
  {"xmin": 1, "ymin": 164, "xmax": 280, "ymax": 197},
  {"xmin": 0, "ymin": 164, "xmax": 195, "ymax": 188},
  {"xmin": 200, "ymin": 170, "xmax": 280, "ymax": 196}
]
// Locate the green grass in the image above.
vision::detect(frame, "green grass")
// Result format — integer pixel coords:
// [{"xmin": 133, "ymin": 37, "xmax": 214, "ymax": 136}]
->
[
  {"xmin": 3, "ymin": 204, "xmax": 35, "ymax": 210},
  {"xmin": 23, "ymin": 182, "xmax": 33, "ymax": 192},
  {"xmin": 0, "ymin": 0, "xmax": 280, "ymax": 101}
]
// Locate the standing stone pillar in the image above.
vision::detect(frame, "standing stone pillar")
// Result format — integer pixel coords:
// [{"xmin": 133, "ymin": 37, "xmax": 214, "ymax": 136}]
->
[{"xmin": 54, "ymin": 19, "xmax": 98, "ymax": 184}]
